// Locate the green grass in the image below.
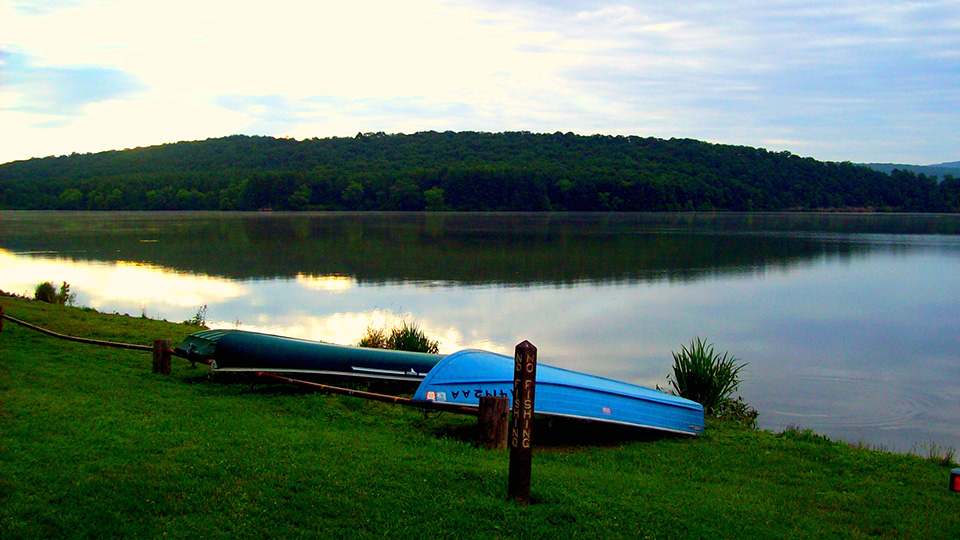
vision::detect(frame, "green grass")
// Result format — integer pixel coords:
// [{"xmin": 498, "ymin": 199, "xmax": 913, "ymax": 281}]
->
[{"xmin": 2, "ymin": 296, "xmax": 959, "ymax": 539}]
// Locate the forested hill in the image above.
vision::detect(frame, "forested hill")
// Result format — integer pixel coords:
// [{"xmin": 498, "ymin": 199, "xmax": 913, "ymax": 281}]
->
[{"xmin": 2, "ymin": 132, "xmax": 958, "ymax": 212}]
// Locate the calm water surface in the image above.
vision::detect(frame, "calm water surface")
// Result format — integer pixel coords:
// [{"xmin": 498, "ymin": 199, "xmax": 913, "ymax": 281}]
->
[{"xmin": 1, "ymin": 211, "xmax": 958, "ymax": 452}]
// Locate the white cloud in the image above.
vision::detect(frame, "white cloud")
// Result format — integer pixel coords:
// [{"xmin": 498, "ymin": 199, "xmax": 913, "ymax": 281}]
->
[{"xmin": 2, "ymin": 49, "xmax": 144, "ymax": 117}]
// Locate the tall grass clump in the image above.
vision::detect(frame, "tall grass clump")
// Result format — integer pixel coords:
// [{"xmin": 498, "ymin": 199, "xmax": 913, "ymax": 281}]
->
[
  {"xmin": 358, "ymin": 320, "xmax": 440, "ymax": 354},
  {"xmin": 667, "ymin": 337, "xmax": 753, "ymax": 421},
  {"xmin": 912, "ymin": 441, "xmax": 958, "ymax": 467}
]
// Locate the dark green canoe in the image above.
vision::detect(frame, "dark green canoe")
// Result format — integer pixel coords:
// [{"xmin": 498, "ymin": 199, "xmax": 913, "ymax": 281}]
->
[{"xmin": 176, "ymin": 329, "xmax": 445, "ymax": 381}]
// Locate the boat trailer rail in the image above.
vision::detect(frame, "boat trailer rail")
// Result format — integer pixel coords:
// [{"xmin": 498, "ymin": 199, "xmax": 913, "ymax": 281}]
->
[{"xmin": 255, "ymin": 372, "xmax": 479, "ymax": 416}]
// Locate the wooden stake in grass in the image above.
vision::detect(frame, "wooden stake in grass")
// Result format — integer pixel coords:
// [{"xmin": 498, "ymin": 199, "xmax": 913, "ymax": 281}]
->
[
  {"xmin": 478, "ymin": 395, "xmax": 509, "ymax": 450},
  {"xmin": 153, "ymin": 339, "xmax": 172, "ymax": 375},
  {"xmin": 508, "ymin": 340, "xmax": 537, "ymax": 504}
]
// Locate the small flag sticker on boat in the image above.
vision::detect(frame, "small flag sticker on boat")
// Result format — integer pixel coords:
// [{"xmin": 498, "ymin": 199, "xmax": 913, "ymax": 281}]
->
[
  {"xmin": 602, "ymin": 406, "xmax": 612, "ymax": 415},
  {"xmin": 426, "ymin": 391, "xmax": 436, "ymax": 401}
]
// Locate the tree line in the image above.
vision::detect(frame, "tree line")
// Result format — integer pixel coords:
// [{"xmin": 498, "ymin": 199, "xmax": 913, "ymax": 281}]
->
[{"xmin": 1, "ymin": 131, "xmax": 958, "ymax": 212}]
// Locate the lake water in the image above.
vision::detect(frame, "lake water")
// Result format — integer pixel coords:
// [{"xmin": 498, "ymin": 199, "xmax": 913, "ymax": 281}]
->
[{"xmin": 1, "ymin": 211, "xmax": 958, "ymax": 453}]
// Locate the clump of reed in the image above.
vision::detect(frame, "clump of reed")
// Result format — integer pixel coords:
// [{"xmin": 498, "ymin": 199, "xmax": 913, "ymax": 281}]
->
[
  {"xmin": 358, "ymin": 320, "xmax": 439, "ymax": 354},
  {"xmin": 912, "ymin": 441, "xmax": 958, "ymax": 467},
  {"xmin": 667, "ymin": 337, "xmax": 755, "ymax": 424}
]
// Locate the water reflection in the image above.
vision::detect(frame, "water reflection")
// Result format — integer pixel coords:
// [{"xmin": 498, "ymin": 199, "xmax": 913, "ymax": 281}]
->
[
  {"xmin": 0, "ymin": 249, "xmax": 246, "ymax": 314},
  {"xmin": 296, "ymin": 273, "xmax": 355, "ymax": 293},
  {"xmin": 1, "ymin": 211, "xmax": 959, "ymax": 453},
  {"xmin": 5, "ymin": 211, "xmax": 949, "ymax": 285}
]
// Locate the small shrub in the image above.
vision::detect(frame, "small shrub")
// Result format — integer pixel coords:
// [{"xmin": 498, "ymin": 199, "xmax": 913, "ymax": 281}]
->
[
  {"xmin": 777, "ymin": 425, "xmax": 833, "ymax": 444},
  {"xmin": 1, "ymin": 289, "xmax": 27, "ymax": 299},
  {"xmin": 34, "ymin": 281, "xmax": 77, "ymax": 306},
  {"xmin": 358, "ymin": 320, "xmax": 439, "ymax": 354},
  {"xmin": 182, "ymin": 305, "xmax": 208, "ymax": 328},
  {"xmin": 56, "ymin": 282, "xmax": 77, "ymax": 306},
  {"xmin": 34, "ymin": 282, "xmax": 57, "ymax": 303},
  {"xmin": 716, "ymin": 396, "xmax": 759, "ymax": 428},
  {"xmin": 357, "ymin": 325, "xmax": 388, "ymax": 349},
  {"xmin": 667, "ymin": 337, "xmax": 748, "ymax": 417}
]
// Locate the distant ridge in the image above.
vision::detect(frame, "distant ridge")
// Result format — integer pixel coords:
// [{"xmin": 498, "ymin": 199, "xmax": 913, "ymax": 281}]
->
[
  {"xmin": 2, "ymin": 132, "xmax": 959, "ymax": 212},
  {"xmin": 862, "ymin": 162, "xmax": 960, "ymax": 180}
]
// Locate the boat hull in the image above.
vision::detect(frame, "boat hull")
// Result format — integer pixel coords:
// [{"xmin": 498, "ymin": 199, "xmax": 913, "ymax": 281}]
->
[
  {"xmin": 412, "ymin": 349, "xmax": 704, "ymax": 435},
  {"xmin": 176, "ymin": 329, "xmax": 444, "ymax": 381}
]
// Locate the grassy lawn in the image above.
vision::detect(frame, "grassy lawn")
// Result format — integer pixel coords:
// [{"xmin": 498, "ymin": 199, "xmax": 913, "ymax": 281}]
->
[{"xmin": 1, "ymin": 296, "xmax": 958, "ymax": 539}]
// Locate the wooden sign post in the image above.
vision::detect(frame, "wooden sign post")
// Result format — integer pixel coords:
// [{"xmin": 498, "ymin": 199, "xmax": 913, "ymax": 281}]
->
[{"xmin": 508, "ymin": 340, "xmax": 537, "ymax": 504}]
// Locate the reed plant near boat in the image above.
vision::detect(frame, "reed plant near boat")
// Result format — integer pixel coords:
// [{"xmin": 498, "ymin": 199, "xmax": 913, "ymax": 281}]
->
[
  {"xmin": 358, "ymin": 320, "xmax": 439, "ymax": 354},
  {"xmin": 667, "ymin": 337, "xmax": 749, "ymax": 418}
]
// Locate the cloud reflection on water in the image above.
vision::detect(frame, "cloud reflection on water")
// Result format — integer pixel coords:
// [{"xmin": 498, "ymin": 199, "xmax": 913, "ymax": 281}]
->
[{"xmin": 0, "ymin": 249, "xmax": 245, "ymax": 316}]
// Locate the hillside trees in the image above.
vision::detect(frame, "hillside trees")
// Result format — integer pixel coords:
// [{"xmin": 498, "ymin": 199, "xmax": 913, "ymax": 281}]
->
[{"xmin": 0, "ymin": 132, "xmax": 956, "ymax": 212}]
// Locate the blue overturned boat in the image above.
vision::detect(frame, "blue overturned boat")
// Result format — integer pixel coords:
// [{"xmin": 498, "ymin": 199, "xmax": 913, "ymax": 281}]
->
[
  {"xmin": 412, "ymin": 349, "xmax": 704, "ymax": 436},
  {"xmin": 175, "ymin": 330, "xmax": 704, "ymax": 436}
]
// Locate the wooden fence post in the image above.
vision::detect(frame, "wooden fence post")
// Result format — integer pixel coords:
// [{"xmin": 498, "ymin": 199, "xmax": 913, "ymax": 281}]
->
[
  {"xmin": 0, "ymin": 305, "xmax": 4, "ymax": 333},
  {"xmin": 153, "ymin": 339, "xmax": 172, "ymax": 375},
  {"xmin": 478, "ymin": 395, "xmax": 509, "ymax": 450},
  {"xmin": 508, "ymin": 340, "xmax": 537, "ymax": 504}
]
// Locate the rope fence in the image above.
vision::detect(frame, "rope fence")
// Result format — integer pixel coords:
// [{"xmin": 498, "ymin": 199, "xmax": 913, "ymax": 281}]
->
[{"xmin": 0, "ymin": 309, "xmax": 153, "ymax": 351}]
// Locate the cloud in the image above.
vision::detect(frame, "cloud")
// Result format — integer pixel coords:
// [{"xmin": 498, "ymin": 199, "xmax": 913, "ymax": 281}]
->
[
  {"xmin": 522, "ymin": 1, "xmax": 960, "ymax": 160},
  {"xmin": 1, "ymin": 48, "xmax": 144, "ymax": 119},
  {"xmin": 7, "ymin": 0, "xmax": 82, "ymax": 17}
]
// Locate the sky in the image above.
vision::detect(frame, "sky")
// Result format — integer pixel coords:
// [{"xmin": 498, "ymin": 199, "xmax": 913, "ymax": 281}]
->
[{"xmin": 1, "ymin": 0, "xmax": 958, "ymax": 166}]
